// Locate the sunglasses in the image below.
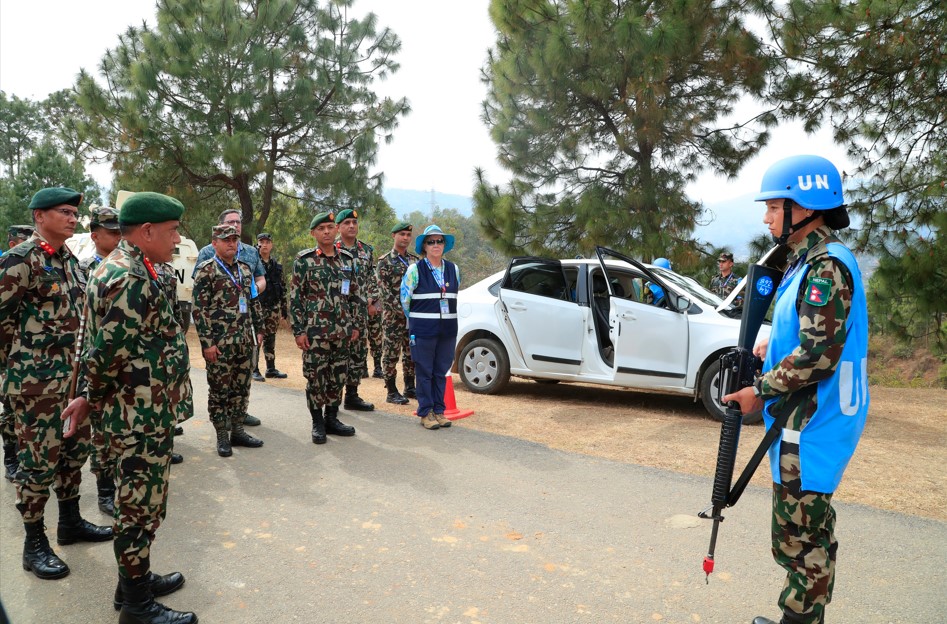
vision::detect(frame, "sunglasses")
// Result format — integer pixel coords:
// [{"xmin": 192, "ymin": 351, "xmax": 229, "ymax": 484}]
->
[{"xmin": 425, "ymin": 238, "xmax": 446, "ymax": 246}]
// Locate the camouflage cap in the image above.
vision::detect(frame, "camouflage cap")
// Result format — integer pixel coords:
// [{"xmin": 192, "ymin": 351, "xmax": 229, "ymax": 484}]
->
[
  {"xmin": 8, "ymin": 224, "xmax": 34, "ymax": 242},
  {"xmin": 334, "ymin": 209, "xmax": 358, "ymax": 224},
  {"xmin": 119, "ymin": 192, "xmax": 185, "ymax": 225},
  {"xmin": 28, "ymin": 187, "xmax": 83, "ymax": 210},
  {"xmin": 212, "ymin": 224, "xmax": 239, "ymax": 239},
  {"xmin": 90, "ymin": 206, "xmax": 121, "ymax": 230},
  {"xmin": 717, "ymin": 251, "xmax": 734, "ymax": 261},
  {"xmin": 310, "ymin": 211, "xmax": 335, "ymax": 229}
]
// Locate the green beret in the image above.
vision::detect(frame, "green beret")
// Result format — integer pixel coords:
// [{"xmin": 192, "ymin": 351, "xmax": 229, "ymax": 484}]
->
[
  {"xmin": 334, "ymin": 209, "xmax": 358, "ymax": 224},
  {"xmin": 90, "ymin": 206, "xmax": 120, "ymax": 230},
  {"xmin": 119, "ymin": 192, "xmax": 185, "ymax": 225},
  {"xmin": 390, "ymin": 221, "xmax": 412, "ymax": 234},
  {"xmin": 310, "ymin": 211, "xmax": 335, "ymax": 229},
  {"xmin": 28, "ymin": 187, "xmax": 83, "ymax": 210},
  {"xmin": 213, "ymin": 224, "xmax": 239, "ymax": 239}
]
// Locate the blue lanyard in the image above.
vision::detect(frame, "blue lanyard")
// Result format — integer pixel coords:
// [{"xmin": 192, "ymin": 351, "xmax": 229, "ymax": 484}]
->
[
  {"xmin": 397, "ymin": 254, "xmax": 410, "ymax": 268},
  {"xmin": 425, "ymin": 258, "xmax": 446, "ymax": 292},
  {"xmin": 215, "ymin": 256, "xmax": 243, "ymax": 290}
]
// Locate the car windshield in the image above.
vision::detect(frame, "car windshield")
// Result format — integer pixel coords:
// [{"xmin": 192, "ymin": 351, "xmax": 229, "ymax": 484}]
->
[{"xmin": 650, "ymin": 267, "xmax": 726, "ymax": 308}]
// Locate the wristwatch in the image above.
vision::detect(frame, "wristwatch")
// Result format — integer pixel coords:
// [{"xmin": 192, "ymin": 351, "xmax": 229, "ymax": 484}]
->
[{"xmin": 752, "ymin": 380, "xmax": 763, "ymax": 398}]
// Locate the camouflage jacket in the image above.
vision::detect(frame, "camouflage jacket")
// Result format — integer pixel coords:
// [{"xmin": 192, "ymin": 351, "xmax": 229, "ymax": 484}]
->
[
  {"xmin": 376, "ymin": 248, "xmax": 419, "ymax": 319},
  {"xmin": 154, "ymin": 262, "xmax": 190, "ymax": 329},
  {"xmin": 290, "ymin": 247, "xmax": 362, "ymax": 346},
  {"xmin": 337, "ymin": 238, "xmax": 378, "ymax": 307},
  {"xmin": 710, "ymin": 271, "xmax": 743, "ymax": 305},
  {"xmin": 0, "ymin": 233, "xmax": 84, "ymax": 395},
  {"xmin": 192, "ymin": 256, "xmax": 263, "ymax": 350},
  {"xmin": 758, "ymin": 226, "xmax": 853, "ymax": 402},
  {"xmin": 78, "ymin": 253, "xmax": 106, "ymax": 287},
  {"xmin": 83, "ymin": 239, "xmax": 192, "ymax": 433}
]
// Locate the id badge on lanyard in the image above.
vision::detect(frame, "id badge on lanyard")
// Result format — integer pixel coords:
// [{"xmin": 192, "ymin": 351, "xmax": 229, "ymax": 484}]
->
[
  {"xmin": 341, "ymin": 279, "xmax": 351, "ymax": 295},
  {"xmin": 239, "ymin": 294, "xmax": 248, "ymax": 314},
  {"xmin": 439, "ymin": 297, "xmax": 450, "ymax": 315}
]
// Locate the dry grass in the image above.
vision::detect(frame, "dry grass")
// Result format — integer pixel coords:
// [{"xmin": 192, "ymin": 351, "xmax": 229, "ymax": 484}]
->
[{"xmin": 187, "ymin": 327, "xmax": 947, "ymax": 521}]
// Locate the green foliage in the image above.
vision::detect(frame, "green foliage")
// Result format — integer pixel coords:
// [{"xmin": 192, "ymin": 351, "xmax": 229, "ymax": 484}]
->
[
  {"xmin": 772, "ymin": 0, "xmax": 947, "ymax": 349},
  {"xmin": 476, "ymin": 0, "xmax": 777, "ymax": 260},
  {"xmin": 75, "ymin": 0, "xmax": 409, "ymax": 242},
  {"xmin": 0, "ymin": 92, "xmax": 48, "ymax": 179}
]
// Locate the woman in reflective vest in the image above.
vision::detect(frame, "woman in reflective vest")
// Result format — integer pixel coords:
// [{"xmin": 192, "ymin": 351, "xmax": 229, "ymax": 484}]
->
[{"xmin": 399, "ymin": 225, "xmax": 460, "ymax": 430}]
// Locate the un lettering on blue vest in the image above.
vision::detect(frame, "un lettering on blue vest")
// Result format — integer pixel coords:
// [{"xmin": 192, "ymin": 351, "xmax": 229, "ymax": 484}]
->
[{"xmin": 839, "ymin": 357, "xmax": 868, "ymax": 416}]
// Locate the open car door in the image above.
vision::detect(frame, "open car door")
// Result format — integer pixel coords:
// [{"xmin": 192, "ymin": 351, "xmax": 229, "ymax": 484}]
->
[
  {"xmin": 498, "ymin": 257, "xmax": 586, "ymax": 375},
  {"xmin": 594, "ymin": 247, "xmax": 689, "ymax": 386}
]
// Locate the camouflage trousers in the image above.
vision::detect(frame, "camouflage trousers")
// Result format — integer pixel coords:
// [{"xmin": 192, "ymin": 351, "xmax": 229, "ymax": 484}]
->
[
  {"xmin": 367, "ymin": 308, "xmax": 383, "ymax": 365},
  {"xmin": 382, "ymin": 319, "xmax": 414, "ymax": 382},
  {"xmin": 303, "ymin": 343, "xmax": 347, "ymax": 410},
  {"xmin": 344, "ymin": 327, "xmax": 369, "ymax": 387},
  {"xmin": 206, "ymin": 342, "xmax": 253, "ymax": 432},
  {"xmin": 89, "ymin": 411, "xmax": 118, "ymax": 480},
  {"xmin": 771, "ymin": 439, "xmax": 837, "ymax": 624},
  {"xmin": 109, "ymin": 427, "xmax": 173, "ymax": 580},
  {"xmin": 260, "ymin": 305, "xmax": 281, "ymax": 369},
  {"xmin": 9, "ymin": 392, "xmax": 92, "ymax": 523},
  {"xmin": 1, "ymin": 393, "xmax": 14, "ymax": 444}
]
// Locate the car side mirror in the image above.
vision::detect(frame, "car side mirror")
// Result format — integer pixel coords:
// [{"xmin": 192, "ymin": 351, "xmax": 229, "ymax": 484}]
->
[{"xmin": 676, "ymin": 296, "xmax": 692, "ymax": 313}]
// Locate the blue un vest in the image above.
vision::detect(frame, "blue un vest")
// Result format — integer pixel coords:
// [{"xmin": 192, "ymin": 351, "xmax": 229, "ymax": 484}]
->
[
  {"xmin": 408, "ymin": 260, "xmax": 459, "ymax": 338},
  {"xmin": 763, "ymin": 242, "xmax": 869, "ymax": 493}
]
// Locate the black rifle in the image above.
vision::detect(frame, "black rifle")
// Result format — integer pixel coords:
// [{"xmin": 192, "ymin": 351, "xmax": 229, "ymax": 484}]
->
[{"xmin": 699, "ymin": 246, "xmax": 788, "ymax": 582}]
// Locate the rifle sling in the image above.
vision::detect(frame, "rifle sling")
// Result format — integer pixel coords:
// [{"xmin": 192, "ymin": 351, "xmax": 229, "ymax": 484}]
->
[{"xmin": 726, "ymin": 386, "xmax": 815, "ymax": 508}]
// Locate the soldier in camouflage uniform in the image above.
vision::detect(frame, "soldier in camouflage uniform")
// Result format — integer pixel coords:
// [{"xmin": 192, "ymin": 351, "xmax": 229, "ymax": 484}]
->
[
  {"xmin": 76, "ymin": 206, "xmax": 123, "ymax": 515},
  {"xmin": 0, "ymin": 188, "xmax": 113, "ymax": 581},
  {"xmin": 254, "ymin": 232, "xmax": 289, "ymax": 379},
  {"xmin": 65, "ymin": 191, "xmax": 196, "ymax": 623},
  {"xmin": 723, "ymin": 156, "xmax": 869, "ymax": 624},
  {"xmin": 193, "ymin": 225, "xmax": 265, "ymax": 458},
  {"xmin": 335, "ymin": 209, "xmax": 376, "ymax": 411},
  {"xmin": 375, "ymin": 222, "xmax": 419, "ymax": 404},
  {"xmin": 154, "ymin": 260, "xmax": 189, "ymax": 466},
  {"xmin": 710, "ymin": 251, "xmax": 743, "ymax": 308},
  {"xmin": 2, "ymin": 224, "xmax": 34, "ymax": 482},
  {"xmin": 291, "ymin": 211, "xmax": 362, "ymax": 444}
]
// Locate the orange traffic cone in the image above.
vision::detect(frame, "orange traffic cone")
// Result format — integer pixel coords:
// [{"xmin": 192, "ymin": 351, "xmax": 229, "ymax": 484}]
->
[{"xmin": 443, "ymin": 374, "xmax": 474, "ymax": 421}]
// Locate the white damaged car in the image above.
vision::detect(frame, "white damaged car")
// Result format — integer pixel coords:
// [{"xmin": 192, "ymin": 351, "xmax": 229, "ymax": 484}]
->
[{"xmin": 453, "ymin": 246, "xmax": 767, "ymax": 423}]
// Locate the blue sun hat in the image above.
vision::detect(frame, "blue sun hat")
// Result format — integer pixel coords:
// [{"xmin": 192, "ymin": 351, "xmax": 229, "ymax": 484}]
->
[{"xmin": 415, "ymin": 224, "xmax": 455, "ymax": 255}]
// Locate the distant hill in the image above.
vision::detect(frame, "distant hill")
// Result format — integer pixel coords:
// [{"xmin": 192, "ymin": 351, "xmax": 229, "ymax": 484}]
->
[{"xmin": 383, "ymin": 188, "xmax": 473, "ymax": 218}]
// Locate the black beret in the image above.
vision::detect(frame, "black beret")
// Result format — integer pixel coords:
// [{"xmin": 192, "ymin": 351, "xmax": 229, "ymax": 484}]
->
[
  {"xmin": 119, "ymin": 192, "xmax": 185, "ymax": 225},
  {"xmin": 28, "ymin": 187, "xmax": 83, "ymax": 210},
  {"xmin": 310, "ymin": 211, "xmax": 335, "ymax": 229},
  {"xmin": 334, "ymin": 209, "xmax": 358, "ymax": 223}
]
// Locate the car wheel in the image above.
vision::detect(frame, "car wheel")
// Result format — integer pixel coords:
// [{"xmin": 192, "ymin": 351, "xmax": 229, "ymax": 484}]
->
[
  {"xmin": 700, "ymin": 359, "xmax": 763, "ymax": 425},
  {"xmin": 459, "ymin": 338, "xmax": 510, "ymax": 395}
]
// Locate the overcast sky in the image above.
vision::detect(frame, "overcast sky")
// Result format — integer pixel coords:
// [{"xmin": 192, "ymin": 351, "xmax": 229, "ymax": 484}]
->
[{"xmin": 0, "ymin": 0, "xmax": 849, "ymax": 207}]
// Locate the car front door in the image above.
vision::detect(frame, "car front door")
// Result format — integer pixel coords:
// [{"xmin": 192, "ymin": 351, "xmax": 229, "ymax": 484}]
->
[
  {"xmin": 498, "ymin": 258, "xmax": 585, "ymax": 375},
  {"xmin": 594, "ymin": 248, "xmax": 689, "ymax": 386}
]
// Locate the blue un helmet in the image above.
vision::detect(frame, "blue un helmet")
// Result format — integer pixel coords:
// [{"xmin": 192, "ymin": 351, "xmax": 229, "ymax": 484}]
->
[
  {"xmin": 653, "ymin": 257, "xmax": 672, "ymax": 270},
  {"xmin": 755, "ymin": 155, "xmax": 848, "ymax": 243}
]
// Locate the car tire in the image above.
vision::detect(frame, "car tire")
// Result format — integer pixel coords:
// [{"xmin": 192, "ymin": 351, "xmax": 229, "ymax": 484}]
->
[
  {"xmin": 459, "ymin": 338, "xmax": 510, "ymax": 395},
  {"xmin": 700, "ymin": 359, "xmax": 763, "ymax": 425}
]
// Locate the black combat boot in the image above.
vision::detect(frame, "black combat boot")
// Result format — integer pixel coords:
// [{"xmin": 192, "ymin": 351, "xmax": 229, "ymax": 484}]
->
[
  {"xmin": 114, "ymin": 570, "xmax": 186, "ymax": 610},
  {"xmin": 343, "ymin": 385, "xmax": 374, "ymax": 411},
  {"xmin": 251, "ymin": 368, "xmax": 266, "ymax": 382},
  {"xmin": 242, "ymin": 413, "xmax": 261, "ymax": 426},
  {"xmin": 57, "ymin": 497, "xmax": 113, "ymax": 545},
  {"xmin": 324, "ymin": 406, "xmax": 355, "ymax": 436},
  {"xmin": 118, "ymin": 574, "xmax": 198, "ymax": 624},
  {"xmin": 170, "ymin": 452, "xmax": 184, "ymax": 465},
  {"xmin": 3, "ymin": 440, "xmax": 18, "ymax": 482},
  {"xmin": 97, "ymin": 474, "xmax": 116, "ymax": 515},
  {"xmin": 230, "ymin": 421, "xmax": 264, "ymax": 448},
  {"xmin": 403, "ymin": 376, "xmax": 417, "ymax": 399},
  {"xmin": 265, "ymin": 356, "xmax": 287, "ymax": 378},
  {"xmin": 385, "ymin": 379, "xmax": 409, "ymax": 405},
  {"xmin": 372, "ymin": 362, "xmax": 384, "ymax": 379},
  {"xmin": 310, "ymin": 407, "xmax": 326, "ymax": 445},
  {"xmin": 751, "ymin": 618, "xmax": 779, "ymax": 624},
  {"xmin": 216, "ymin": 429, "xmax": 232, "ymax": 458},
  {"xmin": 22, "ymin": 521, "xmax": 70, "ymax": 580}
]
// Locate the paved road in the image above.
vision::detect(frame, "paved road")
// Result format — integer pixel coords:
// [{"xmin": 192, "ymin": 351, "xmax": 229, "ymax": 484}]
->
[{"xmin": 1, "ymin": 370, "xmax": 944, "ymax": 623}]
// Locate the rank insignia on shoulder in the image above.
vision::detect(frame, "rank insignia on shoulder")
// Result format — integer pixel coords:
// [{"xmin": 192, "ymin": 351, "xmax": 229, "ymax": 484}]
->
[{"xmin": 805, "ymin": 276, "xmax": 831, "ymax": 307}]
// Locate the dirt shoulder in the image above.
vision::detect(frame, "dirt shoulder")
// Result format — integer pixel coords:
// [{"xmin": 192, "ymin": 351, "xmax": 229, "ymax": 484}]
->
[{"xmin": 187, "ymin": 328, "xmax": 947, "ymax": 522}]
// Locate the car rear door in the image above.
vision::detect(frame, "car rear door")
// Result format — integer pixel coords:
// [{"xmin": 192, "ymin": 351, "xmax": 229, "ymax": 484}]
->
[
  {"xmin": 498, "ymin": 257, "xmax": 586, "ymax": 375},
  {"xmin": 594, "ymin": 247, "xmax": 689, "ymax": 386}
]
